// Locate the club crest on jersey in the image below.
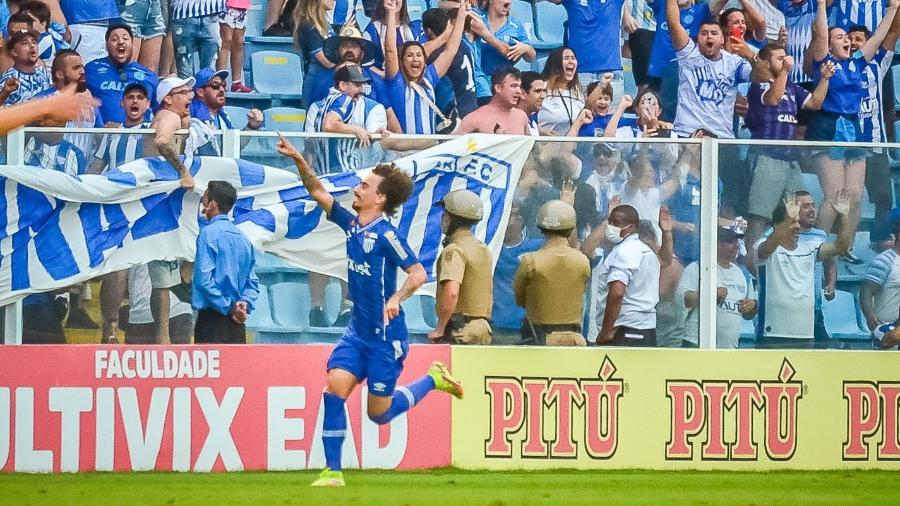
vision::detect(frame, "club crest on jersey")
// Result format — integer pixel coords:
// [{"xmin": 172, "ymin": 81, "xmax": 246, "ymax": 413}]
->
[{"xmin": 363, "ymin": 237, "xmax": 375, "ymax": 253}]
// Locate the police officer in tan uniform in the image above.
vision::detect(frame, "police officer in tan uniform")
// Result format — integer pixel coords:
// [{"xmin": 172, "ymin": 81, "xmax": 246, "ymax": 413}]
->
[
  {"xmin": 513, "ymin": 200, "xmax": 591, "ymax": 346},
  {"xmin": 428, "ymin": 190, "xmax": 494, "ymax": 345}
]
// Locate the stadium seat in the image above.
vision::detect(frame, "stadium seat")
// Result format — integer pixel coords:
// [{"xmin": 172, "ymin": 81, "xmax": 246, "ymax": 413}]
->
[
  {"xmin": 263, "ymin": 107, "xmax": 307, "ymax": 132},
  {"xmin": 354, "ymin": 3, "xmax": 371, "ymax": 30},
  {"xmin": 246, "ymin": 0, "xmax": 266, "ymax": 38},
  {"xmin": 270, "ymin": 280, "xmax": 311, "ymax": 330},
  {"xmin": 223, "ymin": 105, "xmax": 250, "ymax": 130},
  {"xmin": 822, "ymin": 290, "xmax": 869, "ymax": 339},
  {"xmin": 407, "ymin": 0, "xmax": 427, "ymax": 21},
  {"xmin": 510, "ymin": 1, "xmax": 540, "ymax": 46},
  {"xmin": 245, "ymin": 284, "xmax": 276, "ymax": 330},
  {"xmin": 534, "ymin": 55, "xmax": 548, "ymax": 73},
  {"xmin": 251, "ymin": 51, "xmax": 303, "ymax": 97},
  {"xmin": 837, "ymin": 231, "xmax": 876, "ymax": 283},
  {"xmin": 402, "ymin": 295, "xmax": 434, "ymax": 337},
  {"xmin": 534, "ymin": 2, "xmax": 567, "ymax": 48},
  {"xmin": 622, "ymin": 58, "xmax": 637, "ymax": 98}
]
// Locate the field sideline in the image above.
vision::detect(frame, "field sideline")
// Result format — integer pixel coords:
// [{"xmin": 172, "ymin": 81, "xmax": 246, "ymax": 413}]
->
[{"xmin": 1, "ymin": 469, "xmax": 898, "ymax": 505}]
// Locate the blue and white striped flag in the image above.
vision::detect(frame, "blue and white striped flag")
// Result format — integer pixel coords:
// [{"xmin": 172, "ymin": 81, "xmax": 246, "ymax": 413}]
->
[{"xmin": 0, "ymin": 134, "xmax": 534, "ymax": 304}]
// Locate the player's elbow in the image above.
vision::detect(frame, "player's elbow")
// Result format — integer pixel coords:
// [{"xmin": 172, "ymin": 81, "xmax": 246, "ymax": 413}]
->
[{"xmin": 408, "ymin": 264, "xmax": 427, "ymax": 289}]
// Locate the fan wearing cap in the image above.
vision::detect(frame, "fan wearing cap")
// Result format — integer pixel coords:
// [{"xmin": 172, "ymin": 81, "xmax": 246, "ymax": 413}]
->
[
  {"xmin": 594, "ymin": 203, "xmax": 660, "ymax": 347},
  {"xmin": 146, "ymin": 75, "xmax": 195, "ymax": 189},
  {"xmin": 142, "ymin": 75, "xmax": 196, "ymax": 345},
  {"xmin": 84, "ymin": 24, "xmax": 159, "ymax": 125},
  {"xmin": 312, "ymin": 64, "xmax": 388, "ymax": 148},
  {"xmin": 513, "ymin": 200, "xmax": 590, "ymax": 346},
  {"xmin": 190, "ymin": 67, "xmax": 263, "ymax": 132},
  {"xmin": 0, "ymin": 29, "xmax": 51, "ymax": 105},
  {"xmin": 89, "ymin": 82, "xmax": 152, "ymax": 174},
  {"xmin": 677, "ymin": 227, "xmax": 757, "ymax": 349},
  {"xmin": 429, "ymin": 190, "xmax": 493, "ymax": 345}
]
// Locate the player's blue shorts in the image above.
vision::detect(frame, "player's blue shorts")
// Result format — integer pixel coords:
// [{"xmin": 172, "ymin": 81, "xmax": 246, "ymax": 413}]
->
[{"xmin": 327, "ymin": 320, "xmax": 409, "ymax": 397}]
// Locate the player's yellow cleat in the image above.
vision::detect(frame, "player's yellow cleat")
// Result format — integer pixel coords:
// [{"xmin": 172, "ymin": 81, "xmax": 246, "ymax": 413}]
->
[
  {"xmin": 310, "ymin": 468, "xmax": 345, "ymax": 487},
  {"xmin": 428, "ymin": 361, "xmax": 464, "ymax": 399}
]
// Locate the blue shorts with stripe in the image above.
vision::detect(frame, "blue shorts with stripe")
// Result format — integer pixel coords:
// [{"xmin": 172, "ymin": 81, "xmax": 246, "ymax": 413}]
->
[{"xmin": 327, "ymin": 320, "xmax": 409, "ymax": 397}]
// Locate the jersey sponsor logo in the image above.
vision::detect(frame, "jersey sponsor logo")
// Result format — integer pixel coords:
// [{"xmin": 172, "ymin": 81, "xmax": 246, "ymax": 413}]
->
[
  {"xmin": 666, "ymin": 358, "xmax": 803, "ymax": 461},
  {"xmin": 776, "ymin": 114, "xmax": 798, "ymax": 124},
  {"xmin": 484, "ymin": 355, "xmax": 624, "ymax": 460},
  {"xmin": 347, "ymin": 258, "xmax": 372, "ymax": 276},
  {"xmin": 100, "ymin": 80, "xmax": 126, "ymax": 92},
  {"xmin": 385, "ymin": 230, "xmax": 407, "ymax": 260}
]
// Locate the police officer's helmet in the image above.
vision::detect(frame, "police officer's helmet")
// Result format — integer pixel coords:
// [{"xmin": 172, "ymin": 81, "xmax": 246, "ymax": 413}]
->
[
  {"xmin": 537, "ymin": 200, "xmax": 577, "ymax": 231},
  {"xmin": 441, "ymin": 190, "xmax": 484, "ymax": 221}
]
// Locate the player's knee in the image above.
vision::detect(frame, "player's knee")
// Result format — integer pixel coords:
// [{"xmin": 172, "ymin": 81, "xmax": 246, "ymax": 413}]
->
[{"xmin": 367, "ymin": 410, "xmax": 392, "ymax": 425}]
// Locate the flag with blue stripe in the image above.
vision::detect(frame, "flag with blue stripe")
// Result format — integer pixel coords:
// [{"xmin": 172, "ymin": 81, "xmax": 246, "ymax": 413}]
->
[{"xmin": 0, "ymin": 134, "xmax": 534, "ymax": 304}]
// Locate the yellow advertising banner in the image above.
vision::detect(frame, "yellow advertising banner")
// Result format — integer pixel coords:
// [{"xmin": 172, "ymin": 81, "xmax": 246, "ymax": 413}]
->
[{"xmin": 451, "ymin": 348, "xmax": 900, "ymax": 470}]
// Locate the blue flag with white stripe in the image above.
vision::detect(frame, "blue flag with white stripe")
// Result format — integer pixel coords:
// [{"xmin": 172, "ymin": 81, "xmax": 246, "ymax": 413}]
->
[{"xmin": 0, "ymin": 134, "xmax": 534, "ymax": 304}]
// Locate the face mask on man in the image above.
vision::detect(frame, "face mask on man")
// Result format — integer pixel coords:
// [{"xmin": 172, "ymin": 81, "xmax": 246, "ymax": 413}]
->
[{"xmin": 606, "ymin": 224, "xmax": 626, "ymax": 244}]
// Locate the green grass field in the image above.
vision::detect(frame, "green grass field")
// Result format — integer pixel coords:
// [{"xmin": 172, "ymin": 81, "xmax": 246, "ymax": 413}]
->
[{"xmin": 1, "ymin": 469, "xmax": 898, "ymax": 505}]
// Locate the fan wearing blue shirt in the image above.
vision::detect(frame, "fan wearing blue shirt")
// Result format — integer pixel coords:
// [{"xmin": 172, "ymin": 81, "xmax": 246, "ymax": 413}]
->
[
  {"xmin": 473, "ymin": 0, "xmax": 535, "ymax": 103},
  {"xmin": 384, "ymin": 0, "xmax": 468, "ymax": 134},
  {"xmin": 192, "ymin": 180, "xmax": 259, "ymax": 344},
  {"xmin": 59, "ymin": 0, "xmax": 121, "ymax": 64},
  {"xmin": 85, "ymin": 24, "xmax": 159, "ymax": 125},
  {"xmin": 547, "ymin": 0, "xmax": 627, "ymax": 100},
  {"xmin": 275, "ymin": 134, "xmax": 464, "ymax": 488}
]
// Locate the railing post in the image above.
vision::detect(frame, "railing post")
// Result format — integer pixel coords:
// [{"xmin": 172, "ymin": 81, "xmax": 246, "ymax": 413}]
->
[
  {"xmin": 222, "ymin": 128, "xmax": 241, "ymax": 159},
  {"xmin": 698, "ymin": 138, "xmax": 719, "ymax": 350},
  {"xmin": 3, "ymin": 128, "xmax": 25, "ymax": 344}
]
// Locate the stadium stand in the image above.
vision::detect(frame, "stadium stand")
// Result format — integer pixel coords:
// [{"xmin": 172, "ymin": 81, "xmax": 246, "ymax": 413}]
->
[{"xmin": 534, "ymin": 1, "xmax": 567, "ymax": 48}]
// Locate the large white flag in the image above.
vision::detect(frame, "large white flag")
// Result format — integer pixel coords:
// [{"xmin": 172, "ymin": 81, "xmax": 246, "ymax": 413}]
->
[{"xmin": 0, "ymin": 134, "xmax": 535, "ymax": 305}]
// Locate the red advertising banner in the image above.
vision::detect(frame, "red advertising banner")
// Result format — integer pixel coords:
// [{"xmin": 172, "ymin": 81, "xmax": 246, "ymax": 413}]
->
[{"xmin": 0, "ymin": 345, "xmax": 452, "ymax": 472}]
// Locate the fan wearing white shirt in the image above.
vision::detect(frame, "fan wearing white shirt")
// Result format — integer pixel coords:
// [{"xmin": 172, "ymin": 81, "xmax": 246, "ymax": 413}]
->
[{"xmin": 665, "ymin": 0, "xmax": 764, "ymax": 138}]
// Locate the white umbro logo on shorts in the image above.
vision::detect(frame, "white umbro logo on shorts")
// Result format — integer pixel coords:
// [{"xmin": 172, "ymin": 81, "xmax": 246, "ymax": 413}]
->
[{"xmin": 372, "ymin": 382, "xmax": 386, "ymax": 392}]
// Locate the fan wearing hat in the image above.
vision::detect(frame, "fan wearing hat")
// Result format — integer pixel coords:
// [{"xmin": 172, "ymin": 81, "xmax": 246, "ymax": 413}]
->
[
  {"xmin": 84, "ymin": 24, "xmax": 159, "ymax": 125},
  {"xmin": 146, "ymin": 75, "xmax": 195, "ymax": 190},
  {"xmin": 677, "ymin": 226, "xmax": 758, "ymax": 349},
  {"xmin": 513, "ymin": 200, "xmax": 591, "ymax": 346},
  {"xmin": 0, "ymin": 29, "xmax": 51, "ymax": 105},
  {"xmin": 310, "ymin": 24, "xmax": 389, "ymax": 106},
  {"xmin": 429, "ymin": 190, "xmax": 494, "ymax": 345},
  {"xmin": 190, "ymin": 67, "xmax": 263, "ymax": 132}
]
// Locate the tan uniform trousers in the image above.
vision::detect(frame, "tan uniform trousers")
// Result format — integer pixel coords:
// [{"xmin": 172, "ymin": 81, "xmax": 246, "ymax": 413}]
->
[
  {"xmin": 449, "ymin": 318, "xmax": 492, "ymax": 345},
  {"xmin": 546, "ymin": 331, "xmax": 587, "ymax": 347}
]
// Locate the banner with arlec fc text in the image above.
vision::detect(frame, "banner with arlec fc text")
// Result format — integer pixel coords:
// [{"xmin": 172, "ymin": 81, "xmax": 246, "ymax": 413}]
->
[
  {"xmin": 0, "ymin": 345, "xmax": 451, "ymax": 472},
  {"xmin": 451, "ymin": 348, "xmax": 900, "ymax": 470}
]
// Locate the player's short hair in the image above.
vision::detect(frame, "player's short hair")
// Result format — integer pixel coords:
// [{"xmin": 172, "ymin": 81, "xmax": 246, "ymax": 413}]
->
[
  {"xmin": 105, "ymin": 23, "xmax": 133, "ymax": 42},
  {"xmin": 586, "ymin": 80, "xmax": 613, "ymax": 100},
  {"xmin": 207, "ymin": 180, "xmax": 238, "ymax": 214},
  {"xmin": 491, "ymin": 67, "xmax": 520, "ymax": 95},
  {"xmin": 51, "ymin": 48, "xmax": 80, "ymax": 76},
  {"xmin": 718, "ymin": 8, "xmax": 743, "ymax": 28},
  {"xmin": 847, "ymin": 24, "xmax": 871, "ymax": 37},
  {"xmin": 21, "ymin": 1, "xmax": 51, "ymax": 24},
  {"xmin": 422, "ymin": 8, "xmax": 449, "ymax": 37},
  {"xmin": 372, "ymin": 163, "xmax": 413, "ymax": 215},
  {"xmin": 757, "ymin": 42, "xmax": 785, "ymax": 62},
  {"xmin": 611, "ymin": 204, "xmax": 640, "ymax": 228},
  {"xmin": 520, "ymin": 71, "xmax": 543, "ymax": 93}
]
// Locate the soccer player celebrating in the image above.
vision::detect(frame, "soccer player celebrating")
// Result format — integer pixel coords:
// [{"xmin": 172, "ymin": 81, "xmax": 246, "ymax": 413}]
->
[{"xmin": 275, "ymin": 133, "xmax": 464, "ymax": 488}]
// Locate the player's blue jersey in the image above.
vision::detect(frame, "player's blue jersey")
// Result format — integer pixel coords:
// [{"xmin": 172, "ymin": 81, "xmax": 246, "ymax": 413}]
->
[{"xmin": 328, "ymin": 201, "xmax": 419, "ymax": 340}]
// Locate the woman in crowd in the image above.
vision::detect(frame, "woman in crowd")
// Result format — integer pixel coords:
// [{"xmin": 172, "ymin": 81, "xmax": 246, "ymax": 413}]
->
[
  {"xmin": 474, "ymin": 0, "xmax": 535, "ymax": 105},
  {"xmin": 604, "ymin": 87, "xmax": 678, "ymax": 174},
  {"xmin": 804, "ymin": 0, "xmax": 898, "ymax": 241},
  {"xmin": 294, "ymin": 0, "xmax": 337, "ymax": 106},
  {"xmin": 538, "ymin": 48, "xmax": 584, "ymax": 136},
  {"xmin": 384, "ymin": 0, "xmax": 467, "ymax": 134},
  {"xmin": 364, "ymin": 0, "xmax": 425, "ymax": 70}
]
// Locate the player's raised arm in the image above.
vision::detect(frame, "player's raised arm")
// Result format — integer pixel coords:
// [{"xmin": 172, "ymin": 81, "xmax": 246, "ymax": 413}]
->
[{"xmin": 276, "ymin": 132, "xmax": 334, "ymax": 213}]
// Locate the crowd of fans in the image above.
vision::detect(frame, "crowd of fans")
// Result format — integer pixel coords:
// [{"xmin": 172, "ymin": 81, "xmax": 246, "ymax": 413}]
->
[{"xmin": 5, "ymin": 0, "xmax": 900, "ymax": 350}]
